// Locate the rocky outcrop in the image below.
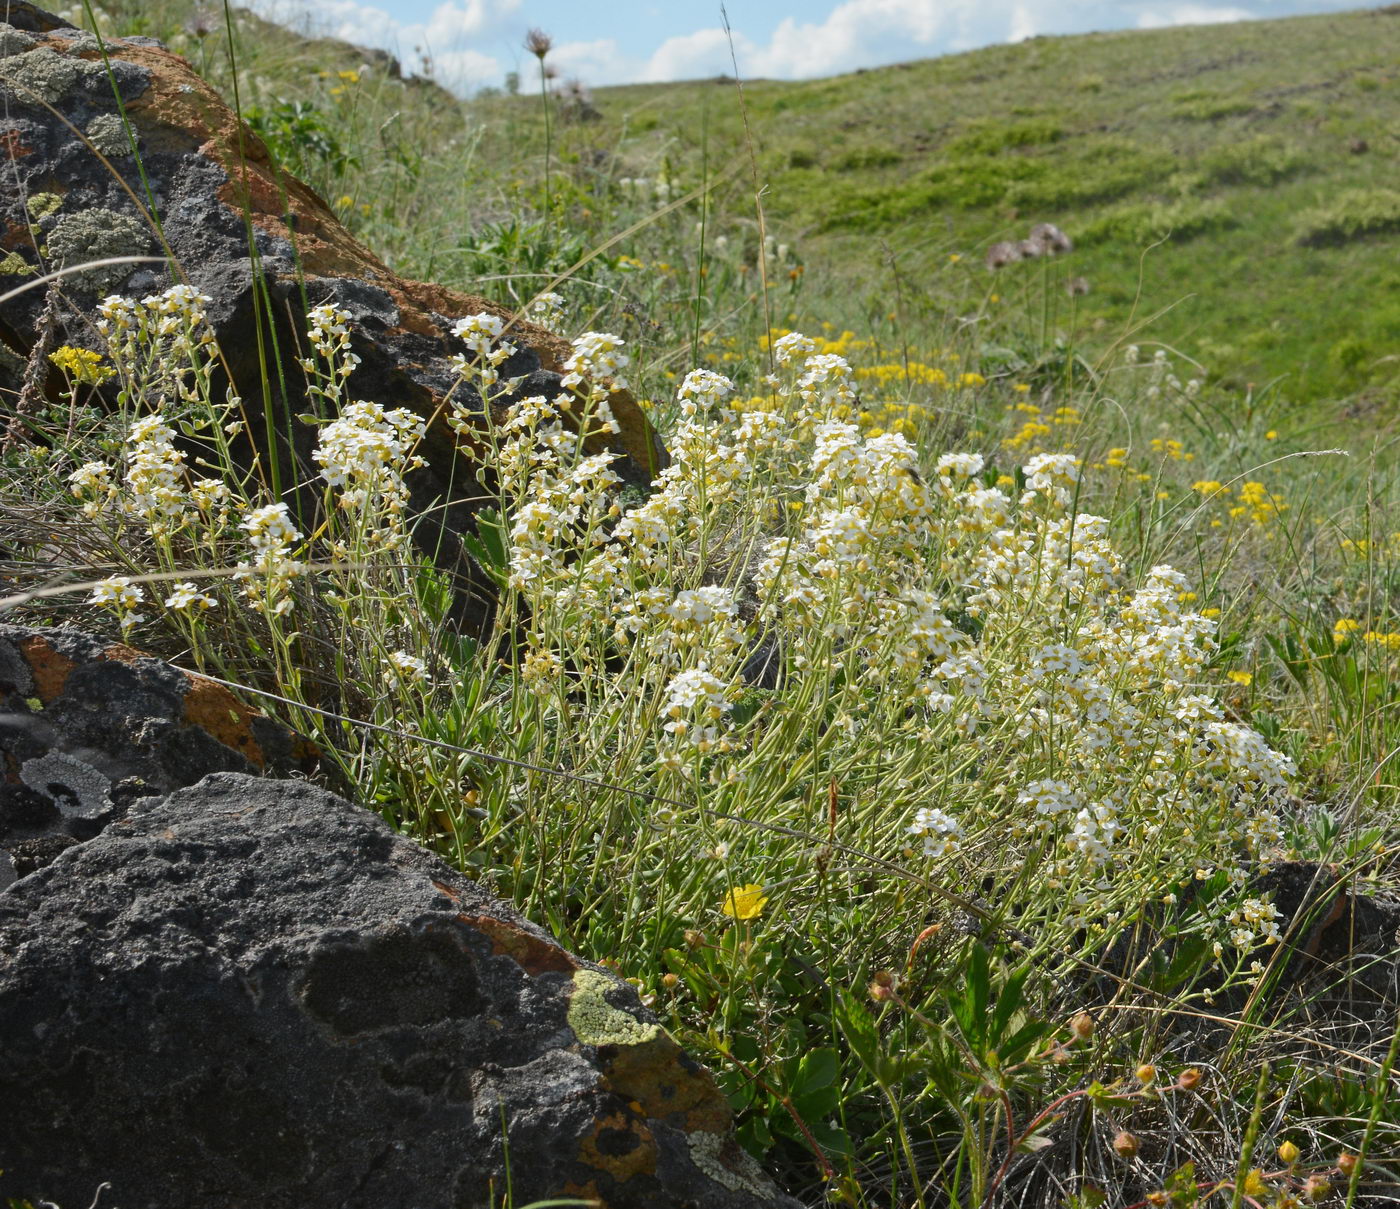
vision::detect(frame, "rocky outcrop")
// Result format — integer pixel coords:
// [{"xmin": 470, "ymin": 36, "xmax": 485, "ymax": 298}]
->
[
  {"xmin": 0, "ymin": 3, "xmax": 664, "ymax": 632},
  {"xmin": 0, "ymin": 772, "xmax": 798, "ymax": 1209},
  {"xmin": 0, "ymin": 623, "xmax": 317, "ymax": 890}
]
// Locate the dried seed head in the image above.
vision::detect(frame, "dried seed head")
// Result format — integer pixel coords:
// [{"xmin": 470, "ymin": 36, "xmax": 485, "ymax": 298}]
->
[
  {"xmin": 1069, "ymin": 1011, "xmax": 1095, "ymax": 1042},
  {"xmin": 525, "ymin": 27, "xmax": 553, "ymax": 59},
  {"xmin": 1112, "ymin": 1132, "xmax": 1139, "ymax": 1160}
]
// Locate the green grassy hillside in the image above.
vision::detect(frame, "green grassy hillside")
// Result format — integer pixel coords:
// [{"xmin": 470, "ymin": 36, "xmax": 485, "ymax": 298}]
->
[{"xmin": 572, "ymin": 7, "xmax": 1400, "ymax": 406}]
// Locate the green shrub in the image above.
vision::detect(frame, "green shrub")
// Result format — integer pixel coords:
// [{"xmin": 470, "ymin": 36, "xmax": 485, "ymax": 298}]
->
[
  {"xmin": 1077, "ymin": 198, "xmax": 1236, "ymax": 247},
  {"xmin": 1006, "ymin": 138, "xmax": 1170, "ymax": 209},
  {"xmin": 1200, "ymin": 135, "xmax": 1307, "ymax": 187},
  {"xmin": 831, "ymin": 144, "xmax": 902, "ymax": 171},
  {"xmin": 1295, "ymin": 188, "xmax": 1400, "ymax": 246},
  {"xmin": 1171, "ymin": 89, "xmax": 1256, "ymax": 121},
  {"xmin": 945, "ymin": 117, "xmax": 1063, "ymax": 156}
]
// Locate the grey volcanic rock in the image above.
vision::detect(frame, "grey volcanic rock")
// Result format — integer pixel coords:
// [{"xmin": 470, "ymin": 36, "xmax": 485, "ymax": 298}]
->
[
  {"xmin": 0, "ymin": 773, "xmax": 798, "ymax": 1209},
  {"xmin": 0, "ymin": 624, "xmax": 317, "ymax": 888}
]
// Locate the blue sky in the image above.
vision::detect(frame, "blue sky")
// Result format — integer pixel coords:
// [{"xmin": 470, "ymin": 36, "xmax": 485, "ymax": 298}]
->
[{"xmin": 243, "ymin": 0, "xmax": 1385, "ymax": 94}]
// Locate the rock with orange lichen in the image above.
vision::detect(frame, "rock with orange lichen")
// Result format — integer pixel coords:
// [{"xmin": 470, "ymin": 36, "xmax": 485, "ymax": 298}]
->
[
  {"xmin": 0, "ymin": 773, "xmax": 799, "ymax": 1209},
  {"xmin": 0, "ymin": 624, "xmax": 317, "ymax": 887},
  {"xmin": 0, "ymin": 3, "xmax": 664, "ymax": 633}
]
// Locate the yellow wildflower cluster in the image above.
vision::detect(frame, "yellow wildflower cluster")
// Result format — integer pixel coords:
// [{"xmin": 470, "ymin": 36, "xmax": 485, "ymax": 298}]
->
[
  {"xmin": 1339, "ymin": 533, "xmax": 1400, "ymax": 558},
  {"xmin": 48, "ymin": 345, "xmax": 114, "ymax": 385},
  {"xmin": 1333, "ymin": 619, "xmax": 1400, "ymax": 650},
  {"xmin": 1002, "ymin": 401, "xmax": 1080, "ymax": 454},
  {"xmin": 1191, "ymin": 479, "xmax": 1288, "ymax": 528}
]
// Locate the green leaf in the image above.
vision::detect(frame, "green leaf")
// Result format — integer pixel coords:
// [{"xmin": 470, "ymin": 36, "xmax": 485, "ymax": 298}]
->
[{"xmin": 795, "ymin": 1047, "xmax": 840, "ymax": 1092}]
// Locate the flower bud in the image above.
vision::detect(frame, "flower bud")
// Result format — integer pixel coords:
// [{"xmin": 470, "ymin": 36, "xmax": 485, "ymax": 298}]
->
[
  {"xmin": 683, "ymin": 929, "xmax": 706, "ymax": 949},
  {"xmin": 1302, "ymin": 1175, "xmax": 1330, "ymax": 1202},
  {"xmin": 1337, "ymin": 1152, "xmax": 1360, "ymax": 1178},
  {"xmin": 661, "ymin": 973, "xmax": 680, "ymax": 991},
  {"xmin": 1278, "ymin": 1140, "xmax": 1300, "ymax": 1165},
  {"xmin": 869, "ymin": 970, "xmax": 899, "ymax": 1002},
  {"xmin": 1112, "ymin": 1131, "xmax": 1139, "ymax": 1160},
  {"xmin": 1136, "ymin": 1063, "xmax": 1157, "ymax": 1086},
  {"xmin": 1176, "ymin": 1067, "xmax": 1202, "ymax": 1091},
  {"xmin": 1146, "ymin": 1193, "xmax": 1168, "ymax": 1207}
]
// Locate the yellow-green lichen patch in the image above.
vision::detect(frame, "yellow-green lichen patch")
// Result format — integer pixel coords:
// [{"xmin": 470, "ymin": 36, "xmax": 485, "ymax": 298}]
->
[
  {"xmin": 567, "ymin": 968, "xmax": 661, "ymax": 1047},
  {"xmin": 688, "ymin": 1130, "xmax": 774, "ymax": 1196},
  {"xmin": 0, "ymin": 250, "xmax": 34, "ymax": 276},
  {"xmin": 26, "ymin": 192, "xmax": 61, "ymax": 221}
]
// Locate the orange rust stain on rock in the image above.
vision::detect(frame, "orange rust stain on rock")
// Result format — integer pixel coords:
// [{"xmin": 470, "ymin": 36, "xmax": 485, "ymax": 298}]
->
[
  {"xmin": 0, "ymin": 129, "xmax": 32, "ymax": 161},
  {"xmin": 457, "ymin": 914, "xmax": 579, "ymax": 976},
  {"xmin": 432, "ymin": 879, "xmax": 463, "ymax": 903},
  {"xmin": 18, "ymin": 637, "xmax": 74, "ymax": 703},
  {"xmin": 177, "ymin": 672, "xmax": 267, "ymax": 766},
  {"xmin": 576, "ymin": 1110, "xmax": 657, "ymax": 1184},
  {"xmin": 597, "ymin": 1037, "xmax": 731, "ymax": 1133}
]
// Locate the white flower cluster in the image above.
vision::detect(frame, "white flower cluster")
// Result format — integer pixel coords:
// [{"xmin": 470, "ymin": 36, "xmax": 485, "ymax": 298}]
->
[
  {"xmin": 907, "ymin": 806, "xmax": 962, "ymax": 857},
  {"xmin": 313, "ymin": 401, "xmax": 426, "ymax": 552},
  {"xmin": 237, "ymin": 503, "xmax": 305, "ymax": 615},
  {"xmin": 526, "ymin": 292, "xmax": 566, "ymax": 332}
]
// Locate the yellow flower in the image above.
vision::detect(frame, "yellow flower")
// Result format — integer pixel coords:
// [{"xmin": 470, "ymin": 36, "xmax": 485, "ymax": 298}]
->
[
  {"xmin": 721, "ymin": 883, "xmax": 768, "ymax": 921},
  {"xmin": 1243, "ymin": 1169, "xmax": 1270, "ymax": 1199},
  {"xmin": 48, "ymin": 345, "xmax": 113, "ymax": 385},
  {"xmin": 1265, "ymin": 430, "xmax": 1278, "ymax": 440},
  {"xmin": 1227, "ymin": 670, "xmax": 1253, "ymax": 686}
]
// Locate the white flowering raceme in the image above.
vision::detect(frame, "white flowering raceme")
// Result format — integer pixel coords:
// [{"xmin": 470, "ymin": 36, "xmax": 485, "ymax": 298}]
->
[
  {"xmin": 908, "ymin": 806, "xmax": 962, "ymax": 857},
  {"xmin": 564, "ymin": 331, "xmax": 629, "ymax": 389},
  {"xmin": 451, "ymin": 312, "xmax": 506, "ymax": 355},
  {"xmin": 1021, "ymin": 452, "xmax": 1082, "ymax": 510},
  {"xmin": 771, "ymin": 332, "xmax": 817, "ymax": 365},
  {"xmin": 236, "ymin": 503, "xmax": 305, "ymax": 615},
  {"xmin": 163, "ymin": 582, "xmax": 216, "ymax": 612},
  {"xmin": 90, "ymin": 576, "xmax": 145, "ymax": 633},
  {"xmin": 527, "ymin": 292, "xmax": 566, "ymax": 331},
  {"xmin": 676, "ymin": 369, "xmax": 735, "ymax": 417},
  {"xmin": 385, "ymin": 650, "xmax": 429, "ymax": 689}
]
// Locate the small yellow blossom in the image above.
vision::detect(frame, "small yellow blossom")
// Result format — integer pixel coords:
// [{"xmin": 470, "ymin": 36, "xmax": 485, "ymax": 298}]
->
[
  {"xmin": 1227, "ymin": 670, "xmax": 1253, "ymax": 686},
  {"xmin": 721, "ymin": 883, "xmax": 768, "ymax": 920}
]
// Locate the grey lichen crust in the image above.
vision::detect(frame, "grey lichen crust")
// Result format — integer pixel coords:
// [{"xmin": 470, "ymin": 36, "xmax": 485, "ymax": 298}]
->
[
  {"xmin": 0, "ymin": 23, "xmax": 38, "ymax": 57},
  {"xmin": 0, "ymin": 45, "xmax": 80, "ymax": 102},
  {"xmin": 688, "ymin": 1132, "xmax": 776, "ymax": 1197},
  {"xmin": 46, "ymin": 208, "xmax": 151, "ymax": 293},
  {"xmin": 85, "ymin": 112, "xmax": 130, "ymax": 156}
]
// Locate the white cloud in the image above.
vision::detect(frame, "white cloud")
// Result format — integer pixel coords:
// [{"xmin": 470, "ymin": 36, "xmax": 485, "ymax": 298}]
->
[
  {"xmin": 641, "ymin": 27, "xmax": 753, "ymax": 83},
  {"xmin": 1136, "ymin": 4, "xmax": 1255, "ymax": 27},
  {"xmin": 240, "ymin": 0, "xmax": 522, "ymax": 92},
  {"xmin": 1009, "ymin": 3, "xmax": 1037, "ymax": 41},
  {"xmin": 549, "ymin": 38, "xmax": 639, "ymax": 86}
]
